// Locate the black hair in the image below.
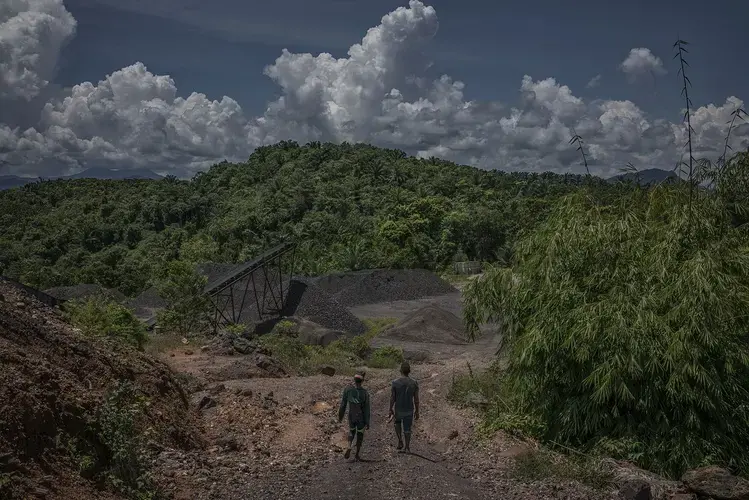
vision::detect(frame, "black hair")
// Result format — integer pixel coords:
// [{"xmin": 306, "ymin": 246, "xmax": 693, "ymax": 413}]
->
[{"xmin": 400, "ymin": 361, "xmax": 410, "ymax": 376}]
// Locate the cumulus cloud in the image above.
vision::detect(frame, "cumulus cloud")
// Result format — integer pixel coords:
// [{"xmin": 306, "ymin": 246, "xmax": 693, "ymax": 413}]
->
[
  {"xmin": 0, "ymin": 0, "xmax": 75, "ymax": 101},
  {"xmin": 619, "ymin": 47, "xmax": 667, "ymax": 82},
  {"xmin": 0, "ymin": 0, "xmax": 745, "ymax": 178},
  {"xmin": 586, "ymin": 75, "xmax": 602, "ymax": 88}
]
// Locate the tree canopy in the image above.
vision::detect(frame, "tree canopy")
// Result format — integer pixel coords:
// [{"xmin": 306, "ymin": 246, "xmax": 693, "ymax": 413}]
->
[
  {"xmin": 463, "ymin": 152, "xmax": 749, "ymax": 477},
  {"xmin": 0, "ymin": 141, "xmax": 619, "ymax": 295}
]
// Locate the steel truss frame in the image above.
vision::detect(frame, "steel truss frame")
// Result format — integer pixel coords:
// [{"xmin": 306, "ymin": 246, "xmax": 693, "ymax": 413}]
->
[{"xmin": 204, "ymin": 241, "xmax": 296, "ymax": 333}]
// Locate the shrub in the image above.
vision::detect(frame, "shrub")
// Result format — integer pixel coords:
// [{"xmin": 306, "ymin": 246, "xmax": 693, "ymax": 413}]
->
[
  {"xmin": 271, "ymin": 319, "xmax": 298, "ymax": 336},
  {"xmin": 155, "ymin": 260, "xmax": 211, "ymax": 336},
  {"xmin": 257, "ymin": 333, "xmax": 360, "ymax": 376},
  {"xmin": 66, "ymin": 297, "xmax": 148, "ymax": 349},
  {"xmin": 463, "ymin": 185, "xmax": 749, "ymax": 477},
  {"xmin": 368, "ymin": 345, "xmax": 403, "ymax": 369},
  {"xmin": 97, "ymin": 381, "xmax": 160, "ymax": 499}
]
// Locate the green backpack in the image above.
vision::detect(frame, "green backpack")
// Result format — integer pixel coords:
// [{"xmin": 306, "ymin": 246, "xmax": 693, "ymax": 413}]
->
[{"xmin": 348, "ymin": 387, "xmax": 367, "ymax": 422}]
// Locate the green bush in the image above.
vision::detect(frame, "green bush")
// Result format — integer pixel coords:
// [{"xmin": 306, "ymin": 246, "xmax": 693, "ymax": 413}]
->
[
  {"xmin": 463, "ymin": 184, "xmax": 749, "ymax": 478},
  {"xmin": 257, "ymin": 333, "xmax": 308, "ymax": 368},
  {"xmin": 155, "ymin": 260, "xmax": 212, "ymax": 336},
  {"xmin": 257, "ymin": 333, "xmax": 361, "ymax": 376},
  {"xmin": 97, "ymin": 382, "xmax": 160, "ymax": 499},
  {"xmin": 368, "ymin": 345, "xmax": 403, "ymax": 369},
  {"xmin": 271, "ymin": 319, "xmax": 298, "ymax": 336},
  {"xmin": 258, "ymin": 317, "xmax": 402, "ymax": 375},
  {"xmin": 66, "ymin": 297, "xmax": 148, "ymax": 349}
]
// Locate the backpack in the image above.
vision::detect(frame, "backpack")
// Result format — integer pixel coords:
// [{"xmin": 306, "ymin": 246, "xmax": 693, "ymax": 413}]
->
[{"xmin": 348, "ymin": 387, "xmax": 366, "ymax": 422}]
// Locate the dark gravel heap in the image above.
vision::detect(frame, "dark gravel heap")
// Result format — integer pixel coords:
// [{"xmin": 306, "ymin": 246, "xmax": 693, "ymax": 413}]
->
[
  {"xmin": 312, "ymin": 270, "xmax": 372, "ymax": 296},
  {"xmin": 282, "ymin": 278, "xmax": 366, "ymax": 335},
  {"xmin": 126, "ymin": 286, "xmax": 168, "ymax": 326},
  {"xmin": 383, "ymin": 305, "xmax": 467, "ymax": 344},
  {"xmin": 313, "ymin": 269, "xmax": 456, "ymax": 307},
  {"xmin": 44, "ymin": 283, "xmax": 127, "ymax": 303}
]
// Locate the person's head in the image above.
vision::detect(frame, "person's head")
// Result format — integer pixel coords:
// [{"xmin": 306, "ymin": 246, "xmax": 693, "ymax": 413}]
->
[
  {"xmin": 400, "ymin": 361, "xmax": 411, "ymax": 377},
  {"xmin": 354, "ymin": 370, "xmax": 365, "ymax": 386}
]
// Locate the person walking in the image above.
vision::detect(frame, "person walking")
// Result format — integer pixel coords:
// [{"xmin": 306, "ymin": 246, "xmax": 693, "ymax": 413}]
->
[
  {"xmin": 338, "ymin": 370, "xmax": 370, "ymax": 460},
  {"xmin": 388, "ymin": 361, "xmax": 419, "ymax": 453}
]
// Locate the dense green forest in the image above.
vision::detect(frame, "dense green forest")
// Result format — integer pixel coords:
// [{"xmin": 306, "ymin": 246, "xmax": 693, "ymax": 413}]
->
[
  {"xmin": 463, "ymin": 150, "xmax": 749, "ymax": 477},
  {"xmin": 0, "ymin": 141, "xmax": 622, "ymax": 295}
]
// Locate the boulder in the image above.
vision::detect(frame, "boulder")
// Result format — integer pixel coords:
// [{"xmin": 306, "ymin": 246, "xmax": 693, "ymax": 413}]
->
[
  {"xmin": 403, "ymin": 349, "xmax": 430, "ymax": 363},
  {"xmin": 682, "ymin": 467, "xmax": 749, "ymax": 500},
  {"xmin": 232, "ymin": 336, "xmax": 256, "ymax": 355},
  {"xmin": 295, "ymin": 318, "xmax": 345, "ymax": 347},
  {"xmin": 207, "ymin": 383, "xmax": 226, "ymax": 395},
  {"xmin": 619, "ymin": 480, "xmax": 652, "ymax": 500},
  {"xmin": 254, "ymin": 354, "xmax": 287, "ymax": 377},
  {"xmin": 320, "ymin": 365, "xmax": 336, "ymax": 376},
  {"xmin": 191, "ymin": 392, "xmax": 217, "ymax": 411},
  {"xmin": 607, "ymin": 459, "xmax": 682, "ymax": 500}
]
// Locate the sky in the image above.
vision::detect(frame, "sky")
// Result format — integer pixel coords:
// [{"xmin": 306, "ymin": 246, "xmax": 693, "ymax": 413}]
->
[{"xmin": 0, "ymin": 0, "xmax": 747, "ymax": 179}]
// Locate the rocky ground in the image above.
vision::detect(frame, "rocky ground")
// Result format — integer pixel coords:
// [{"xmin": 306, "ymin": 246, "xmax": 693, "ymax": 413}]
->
[
  {"xmin": 152, "ymin": 292, "xmax": 624, "ymax": 499},
  {"xmin": 5, "ymin": 271, "xmax": 745, "ymax": 500},
  {"xmin": 0, "ymin": 279, "xmax": 202, "ymax": 500}
]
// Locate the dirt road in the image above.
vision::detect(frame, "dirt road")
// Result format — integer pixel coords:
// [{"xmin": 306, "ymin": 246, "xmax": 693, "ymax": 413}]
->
[
  {"xmin": 250, "ymin": 333, "xmax": 502, "ymax": 500},
  {"xmin": 154, "ymin": 294, "xmax": 617, "ymax": 500}
]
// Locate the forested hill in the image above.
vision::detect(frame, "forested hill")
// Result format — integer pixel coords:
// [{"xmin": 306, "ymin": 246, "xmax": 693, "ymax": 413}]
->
[{"xmin": 0, "ymin": 141, "xmax": 620, "ymax": 296}]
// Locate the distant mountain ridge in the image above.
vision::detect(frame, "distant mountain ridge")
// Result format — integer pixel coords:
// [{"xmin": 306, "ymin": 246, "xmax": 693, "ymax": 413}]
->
[
  {"xmin": 0, "ymin": 167, "xmax": 163, "ymax": 190},
  {"xmin": 2, "ymin": 165, "xmax": 680, "ymax": 191},
  {"xmin": 607, "ymin": 168, "xmax": 679, "ymax": 185}
]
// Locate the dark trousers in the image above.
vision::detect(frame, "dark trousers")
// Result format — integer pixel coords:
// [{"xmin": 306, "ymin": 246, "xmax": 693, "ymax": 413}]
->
[{"xmin": 348, "ymin": 421, "xmax": 366, "ymax": 446}]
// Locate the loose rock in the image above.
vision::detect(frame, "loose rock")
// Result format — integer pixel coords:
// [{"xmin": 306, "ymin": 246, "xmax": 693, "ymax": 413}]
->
[
  {"xmin": 196, "ymin": 394, "xmax": 217, "ymax": 411},
  {"xmin": 619, "ymin": 480, "xmax": 652, "ymax": 500}
]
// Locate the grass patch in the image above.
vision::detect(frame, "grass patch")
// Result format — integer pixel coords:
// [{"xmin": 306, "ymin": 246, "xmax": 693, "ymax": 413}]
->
[
  {"xmin": 367, "ymin": 345, "xmax": 403, "ymax": 368},
  {"xmin": 449, "ymin": 363, "xmax": 546, "ymax": 440},
  {"xmin": 448, "ymin": 362, "xmax": 504, "ymax": 407},
  {"xmin": 257, "ymin": 333, "xmax": 360, "ymax": 376},
  {"xmin": 449, "ymin": 364, "xmax": 612, "ymax": 490},
  {"xmin": 0, "ymin": 473, "xmax": 11, "ymax": 496},
  {"xmin": 257, "ymin": 316, "xmax": 400, "ymax": 375},
  {"xmin": 510, "ymin": 448, "xmax": 612, "ymax": 490},
  {"xmin": 441, "ymin": 273, "xmax": 474, "ymax": 287},
  {"xmin": 65, "ymin": 297, "xmax": 148, "ymax": 350},
  {"xmin": 97, "ymin": 381, "xmax": 161, "ymax": 499}
]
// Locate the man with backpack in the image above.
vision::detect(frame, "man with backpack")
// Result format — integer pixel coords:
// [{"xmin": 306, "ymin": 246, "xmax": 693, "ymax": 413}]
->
[
  {"xmin": 389, "ymin": 361, "xmax": 419, "ymax": 453},
  {"xmin": 338, "ymin": 370, "xmax": 371, "ymax": 460}
]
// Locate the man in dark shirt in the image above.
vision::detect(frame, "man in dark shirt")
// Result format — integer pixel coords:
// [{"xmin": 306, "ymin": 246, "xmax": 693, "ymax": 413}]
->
[
  {"xmin": 338, "ymin": 370, "xmax": 370, "ymax": 460},
  {"xmin": 389, "ymin": 361, "xmax": 419, "ymax": 453}
]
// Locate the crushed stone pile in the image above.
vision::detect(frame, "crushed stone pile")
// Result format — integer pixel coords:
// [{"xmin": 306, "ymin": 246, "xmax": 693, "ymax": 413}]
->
[
  {"xmin": 0, "ymin": 281, "xmax": 203, "ymax": 500},
  {"xmin": 282, "ymin": 278, "xmax": 366, "ymax": 335},
  {"xmin": 125, "ymin": 286, "xmax": 168, "ymax": 327},
  {"xmin": 313, "ymin": 269, "xmax": 457, "ymax": 307},
  {"xmin": 383, "ymin": 304, "xmax": 468, "ymax": 344},
  {"xmin": 44, "ymin": 284, "xmax": 127, "ymax": 303}
]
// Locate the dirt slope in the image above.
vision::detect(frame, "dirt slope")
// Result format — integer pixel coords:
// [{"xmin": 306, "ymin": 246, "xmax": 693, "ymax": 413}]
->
[{"xmin": 0, "ymin": 281, "xmax": 202, "ymax": 499}]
